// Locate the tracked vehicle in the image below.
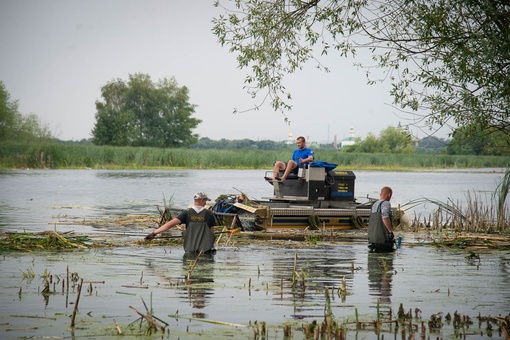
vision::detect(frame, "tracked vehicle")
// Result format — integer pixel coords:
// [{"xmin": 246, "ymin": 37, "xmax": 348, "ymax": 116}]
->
[{"xmin": 212, "ymin": 164, "xmax": 374, "ymax": 231}]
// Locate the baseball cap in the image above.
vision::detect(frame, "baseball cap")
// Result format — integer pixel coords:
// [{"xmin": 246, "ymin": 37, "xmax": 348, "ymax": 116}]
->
[{"xmin": 193, "ymin": 192, "xmax": 211, "ymax": 201}]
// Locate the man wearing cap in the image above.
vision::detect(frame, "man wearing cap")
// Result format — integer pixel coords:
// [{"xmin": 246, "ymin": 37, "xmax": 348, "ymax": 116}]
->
[{"xmin": 145, "ymin": 192, "xmax": 217, "ymax": 253}]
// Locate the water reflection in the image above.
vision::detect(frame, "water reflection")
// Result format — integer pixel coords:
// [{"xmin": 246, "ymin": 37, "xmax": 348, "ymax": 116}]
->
[
  {"xmin": 180, "ymin": 252, "xmax": 215, "ymax": 318},
  {"xmin": 1, "ymin": 246, "xmax": 509, "ymax": 338},
  {"xmin": 367, "ymin": 252, "xmax": 394, "ymax": 304},
  {"xmin": 263, "ymin": 247, "xmax": 360, "ymax": 320}
]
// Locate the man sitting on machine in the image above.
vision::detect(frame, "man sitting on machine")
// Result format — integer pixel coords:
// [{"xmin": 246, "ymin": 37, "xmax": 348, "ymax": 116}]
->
[{"xmin": 268, "ymin": 136, "xmax": 314, "ymax": 182}]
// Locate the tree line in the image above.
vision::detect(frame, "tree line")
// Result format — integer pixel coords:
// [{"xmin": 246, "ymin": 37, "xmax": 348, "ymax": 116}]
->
[{"xmin": 2, "ymin": 76, "xmax": 508, "ymax": 156}]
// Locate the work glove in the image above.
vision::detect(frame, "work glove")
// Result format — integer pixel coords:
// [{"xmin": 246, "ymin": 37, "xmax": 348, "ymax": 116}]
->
[
  {"xmin": 145, "ymin": 231, "xmax": 157, "ymax": 241},
  {"xmin": 388, "ymin": 232, "xmax": 395, "ymax": 242}
]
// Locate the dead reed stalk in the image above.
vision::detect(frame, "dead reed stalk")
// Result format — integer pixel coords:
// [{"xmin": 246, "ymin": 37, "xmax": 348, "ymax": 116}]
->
[
  {"xmin": 186, "ymin": 250, "xmax": 203, "ymax": 284},
  {"xmin": 70, "ymin": 278, "xmax": 83, "ymax": 328},
  {"xmin": 129, "ymin": 305, "xmax": 165, "ymax": 332},
  {"xmin": 113, "ymin": 319, "xmax": 122, "ymax": 335}
]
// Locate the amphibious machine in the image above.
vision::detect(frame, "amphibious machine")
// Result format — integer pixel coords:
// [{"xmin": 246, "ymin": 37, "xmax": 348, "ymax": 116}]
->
[{"xmin": 211, "ymin": 163, "xmax": 374, "ymax": 231}]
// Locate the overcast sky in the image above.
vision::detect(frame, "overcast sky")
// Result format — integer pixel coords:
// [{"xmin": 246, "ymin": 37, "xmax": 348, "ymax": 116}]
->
[{"xmin": 0, "ymin": 0, "xmax": 449, "ymax": 143}]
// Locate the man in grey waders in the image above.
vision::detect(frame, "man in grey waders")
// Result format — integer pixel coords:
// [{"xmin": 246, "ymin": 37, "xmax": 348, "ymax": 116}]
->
[
  {"xmin": 145, "ymin": 192, "xmax": 217, "ymax": 253},
  {"xmin": 368, "ymin": 186, "xmax": 396, "ymax": 252}
]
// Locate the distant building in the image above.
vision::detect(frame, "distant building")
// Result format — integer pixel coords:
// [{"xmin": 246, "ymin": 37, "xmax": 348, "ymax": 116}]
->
[
  {"xmin": 339, "ymin": 127, "xmax": 359, "ymax": 148},
  {"xmin": 286, "ymin": 132, "xmax": 294, "ymax": 145}
]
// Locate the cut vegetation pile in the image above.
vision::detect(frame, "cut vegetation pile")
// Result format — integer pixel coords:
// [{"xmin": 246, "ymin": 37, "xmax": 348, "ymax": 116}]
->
[{"xmin": 0, "ymin": 230, "xmax": 89, "ymax": 251}]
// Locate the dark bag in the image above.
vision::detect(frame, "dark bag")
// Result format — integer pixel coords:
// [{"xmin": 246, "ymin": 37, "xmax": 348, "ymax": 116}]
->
[{"xmin": 368, "ymin": 201, "xmax": 394, "ymax": 252}]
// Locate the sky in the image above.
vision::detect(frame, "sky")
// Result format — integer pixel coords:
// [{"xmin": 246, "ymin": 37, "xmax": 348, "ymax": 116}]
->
[{"xmin": 0, "ymin": 0, "xmax": 449, "ymax": 144}]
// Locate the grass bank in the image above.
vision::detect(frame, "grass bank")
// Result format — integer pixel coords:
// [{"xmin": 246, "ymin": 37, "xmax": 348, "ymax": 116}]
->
[{"xmin": 1, "ymin": 142, "xmax": 509, "ymax": 170}]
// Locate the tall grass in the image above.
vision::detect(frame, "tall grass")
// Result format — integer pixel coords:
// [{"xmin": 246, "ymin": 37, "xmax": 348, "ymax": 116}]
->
[
  {"xmin": 319, "ymin": 152, "xmax": 509, "ymax": 169},
  {"xmin": 495, "ymin": 168, "xmax": 510, "ymax": 231},
  {"xmin": 401, "ymin": 167, "xmax": 510, "ymax": 232},
  {"xmin": 1, "ymin": 141, "xmax": 509, "ymax": 170}
]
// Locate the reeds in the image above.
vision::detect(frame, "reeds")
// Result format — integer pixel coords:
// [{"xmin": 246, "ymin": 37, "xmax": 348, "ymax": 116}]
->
[
  {"xmin": 0, "ymin": 142, "xmax": 286, "ymax": 169},
  {"xmin": 156, "ymin": 194, "xmax": 175, "ymax": 226},
  {"xmin": 2, "ymin": 141, "xmax": 510, "ymax": 169},
  {"xmin": 401, "ymin": 167, "xmax": 510, "ymax": 233},
  {"xmin": 495, "ymin": 166, "xmax": 510, "ymax": 231},
  {"xmin": 129, "ymin": 296, "xmax": 166, "ymax": 333}
]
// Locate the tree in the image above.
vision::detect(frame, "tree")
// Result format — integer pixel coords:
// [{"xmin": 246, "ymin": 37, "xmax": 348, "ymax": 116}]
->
[
  {"xmin": 212, "ymin": 0, "xmax": 510, "ymax": 136},
  {"xmin": 343, "ymin": 126, "xmax": 414, "ymax": 153},
  {"xmin": 15, "ymin": 113, "xmax": 52, "ymax": 142},
  {"xmin": 447, "ymin": 124, "xmax": 510, "ymax": 156},
  {"xmin": 378, "ymin": 126, "xmax": 414, "ymax": 153},
  {"xmin": 416, "ymin": 136, "xmax": 448, "ymax": 154},
  {"xmin": 418, "ymin": 137, "xmax": 448, "ymax": 149},
  {"xmin": 358, "ymin": 133, "xmax": 380, "ymax": 153},
  {"xmin": 1, "ymin": 81, "xmax": 52, "ymax": 142},
  {"xmin": 92, "ymin": 74, "xmax": 201, "ymax": 147},
  {"xmin": 0, "ymin": 81, "xmax": 19, "ymax": 141},
  {"xmin": 190, "ymin": 137, "xmax": 289, "ymax": 150}
]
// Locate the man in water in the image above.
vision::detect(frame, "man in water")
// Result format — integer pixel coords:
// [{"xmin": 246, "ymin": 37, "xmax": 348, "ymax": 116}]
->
[
  {"xmin": 145, "ymin": 192, "xmax": 216, "ymax": 253},
  {"xmin": 270, "ymin": 136, "xmax": 314, "ymax": 182},
  {"xmin": 368, "ymin": 186, "xmax": 395, "ymax": 252}
]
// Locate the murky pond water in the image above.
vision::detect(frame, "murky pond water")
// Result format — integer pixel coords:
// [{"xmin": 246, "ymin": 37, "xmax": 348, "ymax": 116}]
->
[
  {"xmin": 1, "ymin": 240, "xmax": 509, "ymax": 339},
  {"xmin": 1, "ymin": 169, "xmax": 509, "ymax": 338},
  {"xmin": 0, "ymin": 169, "xmax": 507, "ymax": 233}
]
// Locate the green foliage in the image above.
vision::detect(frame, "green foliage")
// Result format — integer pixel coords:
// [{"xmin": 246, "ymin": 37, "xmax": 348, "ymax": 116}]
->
[
  {"xmin": 416, "ymin": 137, "xmax": 448, "ymax": 154},
  {"xmin": 14, "ymin": 113, "xmax": 53, "ymax": 142},
  {"xmin": 495, "ymin": 166, "xmax": 510, "ymax": 232},
  {"xmin": 212, "ymin": 0, "xmax": 510, "ymax": 138},
  {"xmin": 20, "ymin": 267, "xmax": 35, "ymax": 281},
  {"xmin": 92, "ymin": 73, "xmax": 200, "ymax": 147},
  {"xmin": 0, "ymin": 81, "xmax": 52, "ymax": 143},
  {"xmin": 0, "ymin": 81, "xmax": 18, "ymax": 141},
  {"xmin": 418, "ymin": 137, "xmax": 448, "ymax": 149},
  {"xmin": 191, "ymin": 137, "xmax": 291, "ymax": 150},
  {"xmin": 343, "ymin": 126, "xmax": 415, "ymax": 154},
  {"xmin": 447, "ymin": 124, "xmax": 510, "ymax": 156}
]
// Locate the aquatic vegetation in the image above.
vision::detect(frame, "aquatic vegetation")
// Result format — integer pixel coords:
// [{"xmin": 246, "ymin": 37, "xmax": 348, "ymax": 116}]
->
[
  {"xmin": 307, "ymin": 214, "xmax": 321, "ymax": 230},
  {"xmin": 129, "ymin": 295, "xmax": 167, "ymax": 335},
  {"xmin": 20, "ymin": 267, "xmax": 35, "ymax": 281},
  {"xmin": 0, "ymin": 231, "xmax": 89, "ymax": 251},
  {"xmin": 400, "ymin": 166, "xmax": 510, "ymax": 237},
  {"xmin": 432, "ymin": 234, "xmax": 510, "ymax": 250},
  {"xmin": 495, "ymin": 166, "xmax": 510, "ymax": 231},
  {"xmin": 156, "ymin": 193, "xmax": 175, "ymax": 226}
]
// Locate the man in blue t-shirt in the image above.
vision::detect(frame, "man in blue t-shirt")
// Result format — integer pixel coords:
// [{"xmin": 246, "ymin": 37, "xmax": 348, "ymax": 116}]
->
[{"xmin": 270, "ymin": 136, "xmax": 314, "ymax": 182}]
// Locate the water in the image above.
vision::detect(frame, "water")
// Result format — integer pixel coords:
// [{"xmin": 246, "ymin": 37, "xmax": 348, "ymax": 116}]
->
[
  {"xmin": 1, "ymin": 244, "xmax": 509, "ymax": 338},
  {"xmin": 0, "ymin": 168, "xmax": 507, "ymax": 232},
  {"xmin": 0, "ymin": 169, "xmax": 509, "ymax": 338}
]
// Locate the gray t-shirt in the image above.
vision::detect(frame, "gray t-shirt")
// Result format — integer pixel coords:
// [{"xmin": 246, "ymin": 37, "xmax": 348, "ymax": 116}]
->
[{"xmin": 372, "ymin": 199, "xmax": 391, "ymax": 219}]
